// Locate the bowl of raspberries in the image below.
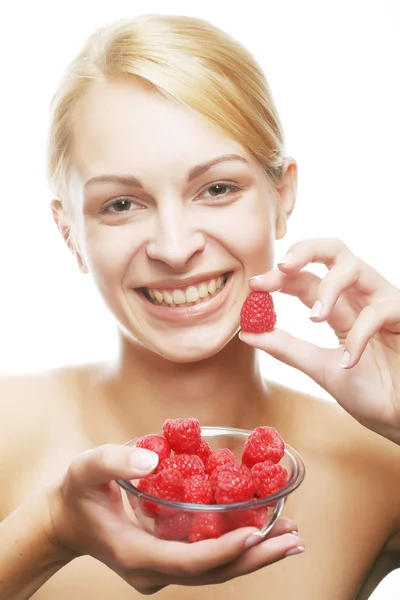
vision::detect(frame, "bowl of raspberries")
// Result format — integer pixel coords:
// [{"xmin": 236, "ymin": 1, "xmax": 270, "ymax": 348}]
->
[{"xmin": 117, "ymin": 418, "xmax": 305, "ymax": 543}]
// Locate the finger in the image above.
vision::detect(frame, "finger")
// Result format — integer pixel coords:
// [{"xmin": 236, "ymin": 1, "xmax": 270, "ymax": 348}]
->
[
  {"xmin": 212, "ymin": 532, "xmax": 305, "ymax": 582},
  {"xmin": 68, "ymin": 444, "xmax": 159, "ymax": 489},
  {"xmin": 277, "ymin": 237, "xmax": 351, "ymax": 271},
  {"xmin": 239, "ymin": 327, "xmax": 338, "ymax": 387},
  {"xmin": 277, "ymin": 238, "xmax": 397, "ymax": 296},
  {"xmin": 120, "ymin": 518, "xmax": 300, "ymax": 589},
  {"xmin": 176, "ymin": 532, "xmax": 305, "ymax": 586},
  {"xmin": 250, "ymin": 270, "xmax": 322, "ymax": 311},
  {"xmin": 128, "ymin": 524, "xmax": 267, "ymax": 577},
  {"xmin": 262, "ymin": 517, "xmax": 299, "ymax": 538},
  {"xmin": 341, "ymin": 298, "xmax": 400, "ymax": 368},
  {"xmin": 307, "ymin": 256, "xmax": 361, "ymax": 322}
]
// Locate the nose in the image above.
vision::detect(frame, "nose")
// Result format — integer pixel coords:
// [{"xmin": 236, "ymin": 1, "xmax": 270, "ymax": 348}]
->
[{"xmin": 146, "ymin": 204, "xmax": 206, "ymax": 269}]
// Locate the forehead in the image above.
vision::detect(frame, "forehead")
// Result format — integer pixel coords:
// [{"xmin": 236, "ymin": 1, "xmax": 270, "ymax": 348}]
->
[{"xmin": 69, "ymin": 79, "xmax": 257, "ymax": 180}]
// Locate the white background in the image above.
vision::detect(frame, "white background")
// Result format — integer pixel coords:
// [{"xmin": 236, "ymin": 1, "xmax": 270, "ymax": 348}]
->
[{"xmin": 0, "ymin": 1, "xmax": 399, "ymax": 597}]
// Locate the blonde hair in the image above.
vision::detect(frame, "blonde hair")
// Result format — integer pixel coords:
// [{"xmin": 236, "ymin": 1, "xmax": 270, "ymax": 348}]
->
[{"xmin": 48, "ymin": 14, "xmax": 285, "ymax": 204}]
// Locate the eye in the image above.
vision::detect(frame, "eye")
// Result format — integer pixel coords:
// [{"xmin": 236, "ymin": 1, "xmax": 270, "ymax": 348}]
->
[
  {"xmin": 200, "ymin": 183, "xmax": 241, "ymax": 199},
  {"xmin": 100, "ymin": 198, "xmax": 143, "ymax": 214}
]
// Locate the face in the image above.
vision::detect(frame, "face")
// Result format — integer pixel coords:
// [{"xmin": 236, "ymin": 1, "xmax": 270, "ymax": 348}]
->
[{"xmin": 65, "ymin": 79, "xmax": 293, "ymax": 362}]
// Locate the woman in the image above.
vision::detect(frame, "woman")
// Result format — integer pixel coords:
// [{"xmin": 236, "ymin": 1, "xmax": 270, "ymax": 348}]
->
[{"xmin": 0, "ymin": 14, "xmax": 399, "ymax": 600}]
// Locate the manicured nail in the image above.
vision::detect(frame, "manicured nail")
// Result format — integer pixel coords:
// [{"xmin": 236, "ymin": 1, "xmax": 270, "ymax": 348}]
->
[
  {"xmin": 130, "ymin": 448, "xmax": 159, "ymax": 472},
  {"xmin": 277, "ymin": 252, "xmax": 293, "ymax": 265},
  {"xmin": 309, "ymin": 300, "xmax": 322, "ymax": 318},
  {"xmin": 285, "ymin": 545, "xmax": 305, "ymax": 557},
  {"xmin": 339, "ymin": 350, "xmax": 351, "ymax": 369}
]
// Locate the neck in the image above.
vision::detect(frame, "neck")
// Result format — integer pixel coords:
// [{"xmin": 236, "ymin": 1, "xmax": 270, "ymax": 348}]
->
[{"xmin": 99, "ymin": 333, "xmax": 268, "ymax": 439}]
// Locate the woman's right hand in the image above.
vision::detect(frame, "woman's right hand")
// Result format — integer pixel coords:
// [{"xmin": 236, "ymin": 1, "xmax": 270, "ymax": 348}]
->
[{"xmin": 45, "ymin": 444, "xmax": 304, "ymax": 594}]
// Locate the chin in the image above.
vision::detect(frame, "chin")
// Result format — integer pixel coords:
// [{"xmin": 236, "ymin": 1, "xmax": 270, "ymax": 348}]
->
[{"xmin": 144, "ymin": 326, "xmax": 240, "ymax": 364}]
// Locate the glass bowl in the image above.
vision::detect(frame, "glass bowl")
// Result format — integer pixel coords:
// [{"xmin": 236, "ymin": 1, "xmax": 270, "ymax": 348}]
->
[{"xmin": 117, "ymin": 426, "xmax": 305, "ymax": 542}]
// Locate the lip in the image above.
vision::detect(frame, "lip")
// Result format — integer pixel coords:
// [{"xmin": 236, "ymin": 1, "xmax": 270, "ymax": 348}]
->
[
  {"xmin": 135, "ymin": 272, "xmax": 234, "ymax": 322},
  {"xmin": 138, "ymin": 270, "xmax": 229, "ymax": 292}
]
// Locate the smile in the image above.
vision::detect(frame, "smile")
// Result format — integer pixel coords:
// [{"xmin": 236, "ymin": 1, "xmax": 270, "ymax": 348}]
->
[{"xmin": 142, "ymin": 274, "xmax": 229, "ymax": 308}]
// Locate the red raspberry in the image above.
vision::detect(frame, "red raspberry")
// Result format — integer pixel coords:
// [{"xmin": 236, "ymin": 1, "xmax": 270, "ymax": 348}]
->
[
  {"xmin": 206, "ymin": 448, "xmax": 238, "ymax": 475},
  {"xmin": 183, "ymin": 474, "xmax": 214, "ymax": 504},
  {"xmin": 162, "ymin": 418, "xmax": 201, "ymax": 454},
  {"xmin": 136, "ymin": 434, "xmax": 171, "ymax": 464},
  {"xmin": 210, "ymin": 462, "xmax": 251, "ymax": 490},
  {"xmin": 251, "ymin": 461, "xmax": 288, "ymax": 497},
  {"xmin": 188, "ymin": 512, "xmax": 228, "ymax": 542},
  {"xmin": 154, "ymin": 512, "xmax": 192, "ymax": 541},
  {"xmin": 240, "ymin": 291, "xmax": 276, "ymax": 333},
  {"xmin": 214, "ymin": 469, "xmax": 256, "ymax": 504},
  {"xmin": 242, "ymin": 426, "xmax": 285, "ymax": 468},
  {"xmin": 136, "ymin": 475, "xmax": 158, "ymax": 518},
  {"xmin": 196, "ymin": 439, "xmax": 213, "ymax": 465},
  {"xmin": 158, "ymin": 454, "xmax": 205, "ymax": 478},
  {"xmin": 227, "ymin": 507, "xmax": 269, "ymax": 531},
  {"xmin": 149, "ymin": 468, "xmax": 184, "ymax": 504},
  {"xmin": 137, "ymin": 476, "xmax": 153, "ymax": 494}
]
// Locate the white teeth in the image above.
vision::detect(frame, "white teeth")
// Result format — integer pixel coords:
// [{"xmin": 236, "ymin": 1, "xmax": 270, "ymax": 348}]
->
[
  {"xmin": 208, "ymin": 279, "xmax": 217, "ymax": 295},
  {"xmin": 163, "ymin": 290, "xmax": 173, "ymax": 304},
  {"xmin": 186, "ymin": 286, "xmax": 199, "ymax": 303},
  {"xmin": 172, "ymin": 289, "xmax": 186, "ymax": 304},
  {"xmin": 198, "ymin": 283, "xmax": 209, "ymax": 298},
  {"xmin": 154, "ymin": 290, "xmax": 163, "ymax": 303},
  {"xmin": 147, "ymin": 275, "xmax": 227, "ymax": 306}
]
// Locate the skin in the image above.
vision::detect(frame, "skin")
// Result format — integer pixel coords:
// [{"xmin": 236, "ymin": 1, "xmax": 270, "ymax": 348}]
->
[{"xmin": 0, "ymin": 78, "xmax": 400, "ymax": 599}]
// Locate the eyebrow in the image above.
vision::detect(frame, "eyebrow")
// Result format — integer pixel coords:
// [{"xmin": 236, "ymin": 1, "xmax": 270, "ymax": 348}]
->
[{"xmin": 84, "ymin": 154, "xmax": 249, "ymax": 189}]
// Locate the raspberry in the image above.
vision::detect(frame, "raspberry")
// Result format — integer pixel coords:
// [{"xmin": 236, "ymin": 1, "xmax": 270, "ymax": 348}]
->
[
  {"xmin": 154, "ymin": 512, "xmax": 192, "ymax": 541},
  {"xmin": 136, "ymin": 475, "xmax": 158, "ymax": 518},
  {"xmin": 206, "ymin": 448, "xmax": 238, "ymax": 475},
  {"xmin": 188, "ymin": 512, "xmax": 228, "ymax": 542},
  {"xmin": 149, "ymin": 468, "xmax": 184, "ymax": 503},
  {"xmin": 210, "ymin": 462, "xmax": 251, "ymax": 490},
  {"xmin": 214, "ymin": 469, "xmax": 256, "ymax": 504},
  {"xmin": 196, "ymin": 439, "xmax": 213, "ymax": 465},
  {"xmin": 251, "ymin": 461, "xmax": 288, "ymax": 497},
  {"xmin": 137, "ymin": 476, "xmax": 153, "ymax": 494},
  {"xmin": 136, "ymin": 434, "xmax": 171, "ymax": 464},
  {"xmin": 240, "ymin": 291, "xmax": 276, "ymax": 333},
  {"xmin": 158, "ymin": 454, "xmax": 205, "ymax": 478},
  {"xmin": 242, "ymin": 426, "xmax": 285, "ymax": 468},
  {"xmin": 162, "ymin": 418, "xmax": 201, "ymax": 454},
  {"xmin": 183, "ymin": 474, "xmax": 214, "ymax": 504},
  {"xmin": 227, "ymin": 507, "xmax": 269, "ymax": 531}
]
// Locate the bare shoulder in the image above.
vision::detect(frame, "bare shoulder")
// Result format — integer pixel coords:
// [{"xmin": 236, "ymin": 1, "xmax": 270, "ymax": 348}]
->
[
  {"xmin": 0, "ymin": 365, "xmax": 99, "ymax": 517},
  {"xmin": 270, "ymin": 381, "xmax": 400, "ymax": 537}
]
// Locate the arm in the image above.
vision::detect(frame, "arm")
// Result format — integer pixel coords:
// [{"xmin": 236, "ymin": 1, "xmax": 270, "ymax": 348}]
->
[
  {"xmin": 0, "ymin": 444, "xmax": 303, "ymax": 597},
  {"xmin": 0, "ymin": 486, "xmax": 73, "ymax": 600}
]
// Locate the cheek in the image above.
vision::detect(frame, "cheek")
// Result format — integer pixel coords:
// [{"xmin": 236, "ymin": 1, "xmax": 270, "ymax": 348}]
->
[
  {"xmin": 81, "ymin": 222, "xmax": 140, "ymax": 284},
  {"xmin": 210, "ymin": 198, "xmax": 275, "ymax": 270}
]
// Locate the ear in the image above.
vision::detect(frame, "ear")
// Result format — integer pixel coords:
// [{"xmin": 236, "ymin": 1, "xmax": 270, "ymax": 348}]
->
[
  {"xmin": 275, "ymin": 157, "xmax": 298, "ymax": 240},
  {"xmin": 51, "ymin": 199, "xmax": 89, "ymax": 274}
]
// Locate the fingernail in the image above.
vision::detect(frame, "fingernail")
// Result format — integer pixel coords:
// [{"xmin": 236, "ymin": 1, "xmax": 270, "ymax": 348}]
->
[
  {"xmin": 277, "ymin": 252, "xmax": 293, "ymax": 265},
  {"xmin": 309, "ymin": 300, "xmax": 322, "ymax": 318},
  {"xmin": 339, "ymin": 350, "xmax": 351, "ymax": 368},
  {"xmin": 285, "ymin": 545, "xmax": 305, "ymax": 557},
  {"xmin": 130, "ymin": 448, "xmax": 159, "ymax": 472},
  {"xmin": 244, "ymin": 531, "xmax": 265, "ymax": 549},
  {"xmin": 249, "ymin": 274, "xmax": 264, "ymax": 281}
]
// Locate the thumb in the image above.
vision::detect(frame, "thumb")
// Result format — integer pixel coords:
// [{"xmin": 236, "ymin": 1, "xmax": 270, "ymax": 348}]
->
[
  {"xmin": 239, "ymin": 328, "xmax": 335, "ymax": 387},
  {"xmin": 70, "ymin": 444, "xmax": 159, "ymax": 489}
]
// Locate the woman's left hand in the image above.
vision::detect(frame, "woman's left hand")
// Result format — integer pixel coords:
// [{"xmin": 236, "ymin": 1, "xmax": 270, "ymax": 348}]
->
[{"xmin": 240, "ymin": 238, "xmax": 400, "ymax": 445}]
